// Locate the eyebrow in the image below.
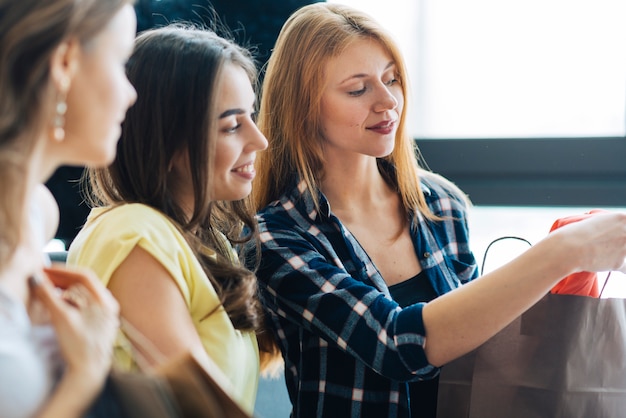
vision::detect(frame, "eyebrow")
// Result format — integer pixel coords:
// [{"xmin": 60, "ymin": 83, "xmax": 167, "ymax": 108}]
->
[
  {"xmin": 219, "ymin": 109, "xmax": 246, "ymax": 119},
  {"xmin": 218, "ymin": 99, "xmax": 257, "ymax": 119},
  {"xmin": 339, "ymin": 61, "xmax": 396, "ymax": 85}
]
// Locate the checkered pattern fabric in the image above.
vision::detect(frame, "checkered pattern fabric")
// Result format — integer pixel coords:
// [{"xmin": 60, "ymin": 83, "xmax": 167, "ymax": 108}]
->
[{"xmin": 252, "ymin": 170, "xmax": 478, "ymax": 418}]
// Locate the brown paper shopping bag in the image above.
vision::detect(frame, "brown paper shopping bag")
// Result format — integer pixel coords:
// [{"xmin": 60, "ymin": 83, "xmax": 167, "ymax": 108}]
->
[
  {"xmin": 437, "ymin": 292, "xmax": 626, "ymax": 418},
  {"xmin": 87, "ymin": 318, "xmax": 252, "ymax": 418},
  {"xmin": 155, "ymin": 351, "xmax": 251, "ymax": 418}
]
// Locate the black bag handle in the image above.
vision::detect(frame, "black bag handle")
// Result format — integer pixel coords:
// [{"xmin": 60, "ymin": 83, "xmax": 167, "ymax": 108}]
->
[
  {"xmin": 480, "ymin": 236, "xmax": 532, "ymax": 275},
  {"xmin": 481, "ymin": 235, "xmax": 614, "ymax": 298}
]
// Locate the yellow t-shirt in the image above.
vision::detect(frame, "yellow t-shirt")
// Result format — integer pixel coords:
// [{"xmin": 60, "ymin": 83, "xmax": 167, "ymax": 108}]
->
[{"xmin": 67, "ymin": 203, "xmax": 259, "ymax": 413}]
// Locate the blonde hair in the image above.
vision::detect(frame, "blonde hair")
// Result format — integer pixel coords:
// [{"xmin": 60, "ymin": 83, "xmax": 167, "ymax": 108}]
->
[{"xmin": 255, "ymin": 3, "xmax": 455, "ymax": 219}]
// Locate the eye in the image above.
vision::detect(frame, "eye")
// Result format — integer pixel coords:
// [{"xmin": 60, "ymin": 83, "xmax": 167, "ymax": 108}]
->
[
  {"xmin": 223, "ymin": 123, "xmax": 241, "ymax": 134},
  {"xmin": 385, "ymin": 78, "xmax": 399, "ymax": 86},
  {"xmin": 348, "ymin": 87, "xmax": 367, "ymax": 97},
  {"xmin": 251, "ymin": 111, "xmax": 259, "ymax": 123}
]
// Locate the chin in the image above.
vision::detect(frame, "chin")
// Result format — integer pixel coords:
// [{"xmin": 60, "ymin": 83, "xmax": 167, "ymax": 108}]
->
[
  {"xmin": 230, "ymin": 193, "xmax": 251, "ymax": 202},
  {"xmin": 95, "ymin": 149, "xmax": 117, "ymax": 167},
  {"xmin": 378, "ymin": 143, "xmax": 396, "ymax": 158},
  {"xmin": 214, "ymin": 188, "xmax": 251, "ymax": 202},
  {"xmin": 85, "ymin": 149, "xmax": 117, "ymax": 168},
  {"xmin": 370, "ymin": 147, "xmax": 395, "ymax": 159}
]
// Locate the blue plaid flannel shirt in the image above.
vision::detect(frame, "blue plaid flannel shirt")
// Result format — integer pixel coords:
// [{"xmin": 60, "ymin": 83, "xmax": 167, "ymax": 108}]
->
[{"xmin": 253, "ymin": 171, "xmax": 478, "ymax": 418}]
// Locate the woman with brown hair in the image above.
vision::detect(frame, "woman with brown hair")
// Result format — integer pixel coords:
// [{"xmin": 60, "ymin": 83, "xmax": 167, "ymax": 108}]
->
[
  {"xmin": 0, "ymin": 1, "xmax": 137, "ymax": 417},
  {"xmin": 68, "ymin": 25, "xmax": 269, "ymax": 414},
  {"xmin": 250, "ymin": 3, "xmax": 626, "ymax": 417}
]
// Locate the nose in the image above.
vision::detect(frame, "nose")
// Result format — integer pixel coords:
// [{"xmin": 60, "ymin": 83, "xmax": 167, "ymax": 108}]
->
[
  {"xmin": 247, "ymin": 121, "xmax": 268, "ymax": 151},
  {"xmin": 127, "ymin": 79, "xmax": 137, "ymax": 108},
  {"xmin": 373, "ymin": 84, "xmax": 399, "ymax": 113}
]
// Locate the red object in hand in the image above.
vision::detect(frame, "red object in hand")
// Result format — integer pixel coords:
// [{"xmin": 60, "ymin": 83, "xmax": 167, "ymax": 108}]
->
[{"xmin": 549, "ymin": 209, "xmax": 607, "ymax": 297}]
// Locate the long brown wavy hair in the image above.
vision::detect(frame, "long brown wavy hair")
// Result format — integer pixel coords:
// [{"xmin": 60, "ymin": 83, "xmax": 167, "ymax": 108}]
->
[{"xmin": 85, "ymin": 26, "xmax": 264, "ymax": 333}]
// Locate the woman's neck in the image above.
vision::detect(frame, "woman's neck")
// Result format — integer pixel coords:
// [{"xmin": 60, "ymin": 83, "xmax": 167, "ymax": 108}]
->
[
  {"xmin": 30, "ymin": 140, "xmax": 59, "ymax": 184},
  {"xmin": 0, "ymin": 152, "xmax": 54, "ymax": 306},
  {"xmin": 0, "ymin": 241, "xmax": 39, "ymax": 306},
  {"xmin": 320, "ymin": 156, "xmax": 394, "ymax": 215}
]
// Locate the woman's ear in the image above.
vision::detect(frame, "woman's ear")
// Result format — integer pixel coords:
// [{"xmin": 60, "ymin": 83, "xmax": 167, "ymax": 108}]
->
[
  {"xmin": 49, "ymin": 38, "xmax": 80, "ymax": 91},
  {"xmin": 169, "ymin": 147, "xmax": 189, "ymax": 174}
]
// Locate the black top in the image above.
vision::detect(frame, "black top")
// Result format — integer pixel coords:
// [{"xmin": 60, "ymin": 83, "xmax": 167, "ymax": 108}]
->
[
  {"xmin": 388, "ymin": 270, "xmax": 438, "ymax": 307},
  {"xmin": 388, "ymin": 270, "xmax": 439, "ymax": 418}
]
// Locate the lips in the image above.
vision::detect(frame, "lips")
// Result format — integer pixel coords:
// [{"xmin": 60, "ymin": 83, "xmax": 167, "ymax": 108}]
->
[
  {"xmin": 368, "ymin": 120, "xmax": 395, "ymax": 130},
  {"xmin": 231, "ymin": 162, "xmax": 256, "ymax": 181},
  {"xmin": 367, "ymin": 119, "xmax": 397, "ymax": 134},
  {"xmin": 232, "ymin": 162, "xmax": 255, "ymax": 174}
]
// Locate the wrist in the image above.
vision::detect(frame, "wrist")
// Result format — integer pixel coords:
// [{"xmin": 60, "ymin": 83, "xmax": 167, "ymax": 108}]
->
[
  {"xmin": 61, "ymin": 366, "xmax": 108, "ymax": 403},
  {"xmin": 36, "ymin": 369, "xmax": 108, "ymax": 418},
  {"xmin": 538, "ymin": 231, "xmax": 581, "ymax": 280}
]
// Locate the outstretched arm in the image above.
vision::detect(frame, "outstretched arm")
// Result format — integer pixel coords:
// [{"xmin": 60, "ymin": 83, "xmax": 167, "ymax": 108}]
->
[{"xmin": 423, "ymin": 211, "xmax": 626, "ymax": 366}]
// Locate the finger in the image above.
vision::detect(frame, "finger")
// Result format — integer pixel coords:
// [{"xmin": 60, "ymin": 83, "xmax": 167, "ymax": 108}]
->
[
  {"xmin": 61, "ymin": 284, "xmax": 91, "ymax": 309},
  {"xmin": 28, "ymin": 274, "xmax": 72, "ymax": 324},
  {"xmin": 44, "ymin": 266, "xmax": 111, "ymax": 306},
  {"xmin": 44, "ymin": 265, "xmax": 97, "ymax": 289}
]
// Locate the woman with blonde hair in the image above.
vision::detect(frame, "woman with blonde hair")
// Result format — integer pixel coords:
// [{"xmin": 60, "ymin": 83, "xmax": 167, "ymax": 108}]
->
[
  {"xmin": 250, "ymin": 3, "xmax": 626, "ymax": 417},
  {"xmin": 0, "ymin": 1, "xmax": 137, "ymax": 417}
]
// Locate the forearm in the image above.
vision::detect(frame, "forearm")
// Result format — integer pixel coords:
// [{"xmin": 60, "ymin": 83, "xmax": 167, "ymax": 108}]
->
[
  {"xmin": 35, "ymin": 369, "xmax": 103, "ymax": 418},
  {"xmin": 423, "ymin": 231, "xmax": 574, "ymax": 367}
]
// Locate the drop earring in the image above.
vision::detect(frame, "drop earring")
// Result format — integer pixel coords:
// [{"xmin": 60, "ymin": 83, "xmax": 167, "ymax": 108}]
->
[{"xmin": 52, "ymin": 77, "xmax": 69, "ymax": 142}]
